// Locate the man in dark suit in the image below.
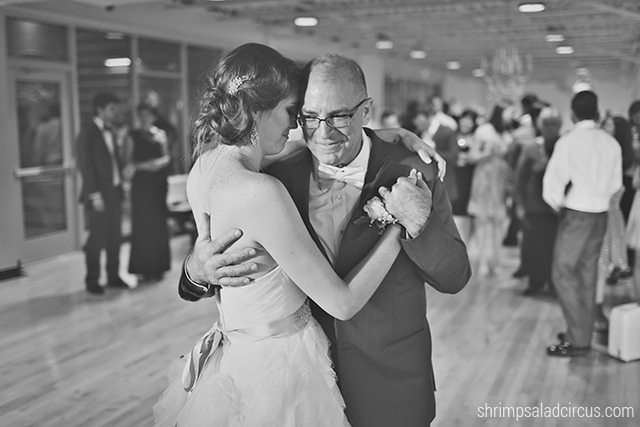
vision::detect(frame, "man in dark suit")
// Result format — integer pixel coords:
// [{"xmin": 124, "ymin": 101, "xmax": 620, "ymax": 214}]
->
[
  {"xmin": 77, "ymin": 93, "xmax": 130, "ymax": 295},
  {"xmin": 179, "ymin": 55, "xmax": 471, "ymax": 426}
]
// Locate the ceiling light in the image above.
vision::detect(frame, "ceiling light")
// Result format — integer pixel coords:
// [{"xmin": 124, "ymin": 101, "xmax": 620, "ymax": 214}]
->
[
  {"xmin": 410, "ymin": 49, "xmax": 426, "ymax": 59},
  {"xmin": 294, "ymin": 16, "xmax": 318, "ymax": 27},
  {"xmin": 446, "ymin": 61, "xmax": 461, "ymax": 70},
  {"xmin": 556, "ymin": 45, "xmax": 574, "ymax": 55},
  {"xmin": 545, "ymin": 33, "xmax": 565, "ymax": 43},
  {"xmin": 472, "ymin": 68, "xmax": 485, "ymax": 77},
  {"xmin": 104, "ymin": 57, "xmax": 131, "ymax": 67},
  {"xmin": 518, "ymin": 2, "xmax": 545, "ymax": 13},
  {"xmin": 105, "ymin": 32, "xmax": 124, "ymax": 40},
  {"xmin": 375, "ymin": 34, "xmax": 393, "ymax": 50}
]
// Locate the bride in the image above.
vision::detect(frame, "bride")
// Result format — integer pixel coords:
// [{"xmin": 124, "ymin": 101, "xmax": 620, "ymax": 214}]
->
[{"xmin": 153, "ymin": 44, "xmax": 408, "ymax": 426}]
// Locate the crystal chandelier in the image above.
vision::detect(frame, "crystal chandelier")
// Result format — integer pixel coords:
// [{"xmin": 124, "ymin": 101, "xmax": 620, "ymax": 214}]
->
[{"xmin": 481, "ymin": 44, "xmax": 533, "ymax": 103}]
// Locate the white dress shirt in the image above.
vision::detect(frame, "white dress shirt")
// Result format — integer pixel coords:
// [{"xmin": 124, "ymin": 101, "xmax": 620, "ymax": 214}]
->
[
  {"xmin": 309, "ymin": 131, "xmax": 371, "ymax": 264},
  {"xmin": 543, "ymin": 120, "xmax": 622, "ymax": 213}
]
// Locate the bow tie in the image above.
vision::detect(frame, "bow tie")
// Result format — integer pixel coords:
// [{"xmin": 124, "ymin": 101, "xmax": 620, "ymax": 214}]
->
[{"xmin": 316, "ymin": 163, "xmax": 365, "ymax": 190}]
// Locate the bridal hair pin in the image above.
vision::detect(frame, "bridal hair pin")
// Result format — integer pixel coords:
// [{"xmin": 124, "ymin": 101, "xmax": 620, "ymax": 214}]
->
[{"xmin": 227, "ymin": 75, "xmax": 250, "ymax": 96}]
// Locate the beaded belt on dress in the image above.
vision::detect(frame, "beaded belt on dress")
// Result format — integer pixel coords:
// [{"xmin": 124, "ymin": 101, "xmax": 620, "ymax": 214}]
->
[{"xmin": 181, "ymin": 301, "xmax": 311, "ymax": 392}]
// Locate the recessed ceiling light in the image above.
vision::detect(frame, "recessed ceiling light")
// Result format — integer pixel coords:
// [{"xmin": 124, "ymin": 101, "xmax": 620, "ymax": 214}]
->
[
  {"xmin": 294, "ymin": 16, "xmax": 318, "ymax": 27},
  {"xmin": 472, "ymin": 68, "xmax": 485, "ymax": 77},
  {"xmin": 105, "ymin": 32, "xmax": 124, "ymax": 40},
  {"xmin": 446, "ymin": 61, "xmax": 461, "ymax": 70},
  {"xmin": 545, "ymin": 33, "xmax": 565, "ymax": 42},
  {"xmin": 410, "ymin": 49, "xmax": 427, "ymax": 59},
  {"xmin": 518, "ymin": 2, "xmax": 545, "ymax": 13},
  {"xmin": 375, "ymin": 40, "xmax": 393, "ymax": 49},
  {"xmin": 556, "ymin": 46, "xmax": 574, "ymax": 55},
  {"xmin": 104, "ymin": 57, "xmax": 131, "ymax": 67}
]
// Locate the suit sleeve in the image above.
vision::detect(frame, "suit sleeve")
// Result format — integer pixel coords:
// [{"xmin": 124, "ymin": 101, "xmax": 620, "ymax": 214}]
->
[
  {"xmin": 399, "ymin": 167, "xmax": 471, "ymax": 294},
  {"xmin": 514, "ymin": 149, "xmax": 533, "ymax": 209},
  {"xmin": 76, "ymin": 128, "xmax": 101, "ymax": 200}
]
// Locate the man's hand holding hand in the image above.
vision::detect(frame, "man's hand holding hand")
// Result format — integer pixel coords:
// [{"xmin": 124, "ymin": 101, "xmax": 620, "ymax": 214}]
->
[{"xmin": 379, "ymin": 169, "xmax": 433, "ymax": 238}]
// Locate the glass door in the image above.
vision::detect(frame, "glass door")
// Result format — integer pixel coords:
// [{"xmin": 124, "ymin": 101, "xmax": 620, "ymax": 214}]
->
[{"xmin": 9, "ymin": 69, "xmax": 78, "ymax": 260}]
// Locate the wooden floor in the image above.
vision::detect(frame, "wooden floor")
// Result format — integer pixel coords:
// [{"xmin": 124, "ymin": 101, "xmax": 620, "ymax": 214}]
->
[{"xmin": 1, "ymin": 236, "xmax": 638, "ymax": 427}]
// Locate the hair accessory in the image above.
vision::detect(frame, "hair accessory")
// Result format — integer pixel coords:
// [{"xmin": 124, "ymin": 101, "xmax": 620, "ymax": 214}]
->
[{"xmin": 227, "ymin": 75, "xmax": 250, "ymax": 96}]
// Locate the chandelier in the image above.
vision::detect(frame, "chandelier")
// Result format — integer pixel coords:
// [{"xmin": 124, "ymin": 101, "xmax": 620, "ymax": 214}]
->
[{"xmin": 481, "ymin": 44, "xmax": 533, "ymax": 103}]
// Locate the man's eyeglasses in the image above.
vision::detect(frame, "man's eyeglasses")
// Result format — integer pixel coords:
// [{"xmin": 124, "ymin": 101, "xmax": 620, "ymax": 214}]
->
[{"xmin": 298, "ymin": 97, "xmax": 371, "ymax": 130}]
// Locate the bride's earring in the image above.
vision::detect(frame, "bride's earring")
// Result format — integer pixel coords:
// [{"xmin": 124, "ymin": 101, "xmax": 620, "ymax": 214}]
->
[{"xmin": 250, "ymin": 125, "xmax": 259, "ymax": 147}]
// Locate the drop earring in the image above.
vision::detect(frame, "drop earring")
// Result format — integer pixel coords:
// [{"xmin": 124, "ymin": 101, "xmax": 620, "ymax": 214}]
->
[{"xmin": 250, "ymin": 125, "xmax": 259, "ymax": 147}]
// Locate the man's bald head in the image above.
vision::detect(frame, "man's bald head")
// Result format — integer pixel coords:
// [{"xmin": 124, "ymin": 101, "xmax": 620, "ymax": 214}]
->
[{"xmin": 301, "ymin": 54, "xmax": 368, "ymax": 101}]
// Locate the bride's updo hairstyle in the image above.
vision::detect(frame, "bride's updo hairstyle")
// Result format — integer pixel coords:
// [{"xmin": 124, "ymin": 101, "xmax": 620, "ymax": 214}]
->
[{"xmin": 192, "ymin": 43, "xmax": 300, "ymax": 156}]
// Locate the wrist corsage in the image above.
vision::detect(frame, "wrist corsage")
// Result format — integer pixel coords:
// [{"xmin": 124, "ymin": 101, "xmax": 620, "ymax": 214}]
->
[{"xmin": 359, "ymin": 196, "xmax": 398, "ymax": 234}]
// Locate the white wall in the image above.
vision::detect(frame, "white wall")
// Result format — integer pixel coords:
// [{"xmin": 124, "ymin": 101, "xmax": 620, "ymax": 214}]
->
[{"xmin": 0, "ymin": 10, "xmax": 24, "ymax": 271}]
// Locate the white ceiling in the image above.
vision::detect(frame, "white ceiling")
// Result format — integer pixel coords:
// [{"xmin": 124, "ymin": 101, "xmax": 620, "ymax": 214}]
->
[{"xmin": 15, "ymin": 0, "xmax": 640, "ymax": 80}]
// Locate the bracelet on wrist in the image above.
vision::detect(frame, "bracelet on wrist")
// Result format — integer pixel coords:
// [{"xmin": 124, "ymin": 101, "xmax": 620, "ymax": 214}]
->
[{"xmin": 183, "ymin": 253, "xmax": 209, "ymax": 291}]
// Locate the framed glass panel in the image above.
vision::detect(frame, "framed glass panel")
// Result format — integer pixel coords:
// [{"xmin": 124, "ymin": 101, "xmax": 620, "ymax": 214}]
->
[
  {"xmin": 16, "ymin": 81, "xmax": 63, "ymax": 168},
  {"xmin": 6, "ymin": 17, "xmax": 68, "ymax": 62},
  {"xmin": 138, "ymin": 37, "xmax": 181, "ymax": 72},
  {"xmin": 14, "ymin": 79, "xmax": 67, "ymax": 238},
  {"xmin": 21, "ymin": 175, "xmax": 66, "ymax": 238}
]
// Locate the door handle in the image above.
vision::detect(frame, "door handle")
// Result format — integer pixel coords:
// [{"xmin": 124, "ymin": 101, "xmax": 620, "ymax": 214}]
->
[{"xmin": 13, "ymin": 163, "xmax": 75, "ymax": 179}]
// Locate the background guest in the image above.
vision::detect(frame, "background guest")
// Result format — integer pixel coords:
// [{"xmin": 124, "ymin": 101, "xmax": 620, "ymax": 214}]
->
[
  {"xmin": 127, "ymin": 103, "xmax": 171, "ymax": 283},
  {"xmin": 514, "ymin": 107, "xmax": 562, "ymax": 296},
  {"xmin": 76, "ymin": 92, "xmax": 130, "ymax": 294},
  {"xmin": 467, "ymin": 105, "xmax": 512, "ymax": 276},
  {"xmin": 543, "ymin": 90, "xmax": 622, "ymax": 357},
  {"xmin": 452, "ymin": 108, "xmax": 479, "ymax": 244}
]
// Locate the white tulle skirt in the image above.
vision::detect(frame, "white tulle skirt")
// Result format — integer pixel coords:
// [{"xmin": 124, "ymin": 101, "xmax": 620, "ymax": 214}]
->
[{"xmin": 153, "ymin": 318, "xmax": 350, "ymax": 427}]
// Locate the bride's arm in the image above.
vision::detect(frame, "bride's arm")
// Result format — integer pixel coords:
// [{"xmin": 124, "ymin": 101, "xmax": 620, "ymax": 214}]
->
[{"xmin": 237, "ymin": 175, "xmax": 401, "ymax": 320}]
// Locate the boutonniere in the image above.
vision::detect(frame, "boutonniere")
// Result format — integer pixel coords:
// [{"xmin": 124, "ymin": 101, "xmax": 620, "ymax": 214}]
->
[{"xmin": 354, "ymin": 196, "xmax": 398, "ymax": 234}]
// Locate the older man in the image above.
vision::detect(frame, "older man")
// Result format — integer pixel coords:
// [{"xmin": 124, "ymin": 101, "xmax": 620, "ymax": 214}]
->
[{"xmin": 180, "ymin": 55, "xmax": 471, "ymax": 426}]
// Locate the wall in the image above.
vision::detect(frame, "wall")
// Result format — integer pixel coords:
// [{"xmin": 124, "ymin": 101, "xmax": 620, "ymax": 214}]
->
[{"xmin": 0, "ymin": 11, "xmax": 24, "ymax": 272}]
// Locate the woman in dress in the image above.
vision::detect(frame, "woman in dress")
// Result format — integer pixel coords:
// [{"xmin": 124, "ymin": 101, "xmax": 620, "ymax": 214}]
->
[
  {"xmin": 467, "ymin": 105, "xmax": 513, "ymax": 276},
  {"xmin": 153, "ymin": 43, "xmax": 404, "ymax": 427},
  {"xmin": 452, "ymin": 108, "xmax": 479, "ymax": 244},
  {"xmin": 127, "ymin": 103, "xmax": 171, "ymax": 282}
]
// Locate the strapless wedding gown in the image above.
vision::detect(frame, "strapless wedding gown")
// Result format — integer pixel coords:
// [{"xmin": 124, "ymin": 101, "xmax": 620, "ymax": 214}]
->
[{"xmin": 153, "ymin": 265, "xmax": 349, "ymax": 427}]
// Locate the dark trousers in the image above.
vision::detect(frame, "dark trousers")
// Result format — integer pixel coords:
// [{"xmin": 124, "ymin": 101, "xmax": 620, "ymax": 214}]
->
[
  {"xmin": 524, "ymin": 213, "xmax": 558, "ymax": 290},
  {"xmin": 621, "ymin": 174, "xmax": 635, "ymax": 268},
  {"xmin": 84, "ymin": 186, "xmax": 123, "ymax": 285},
  {"xmin": 551, "ymin": 209, "xmax": 607, "ymax": 347}
]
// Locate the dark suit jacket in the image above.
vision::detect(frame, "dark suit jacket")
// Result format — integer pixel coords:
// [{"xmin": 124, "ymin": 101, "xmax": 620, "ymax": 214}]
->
[
  {"xmin": 431, "ymin": 123, "xmax": 459, "ymax": 204},
  {"xmin": 266, "ymin": 128, "xmax": 471, "ymax": 427},
  {"xmin": 76, "ymin": 120, "xmax": 123, "ymax": 204}
]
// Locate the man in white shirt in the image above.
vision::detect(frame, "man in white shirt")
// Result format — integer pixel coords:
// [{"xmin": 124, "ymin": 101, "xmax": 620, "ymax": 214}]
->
[{"xmin": 543, "ymin": 90, "xmax": 622, "ymax": 357}]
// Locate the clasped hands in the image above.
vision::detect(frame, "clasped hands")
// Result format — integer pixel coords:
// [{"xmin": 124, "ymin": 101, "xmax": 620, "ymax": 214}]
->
[{"xmin": 378, "ymin": 169, "xmax": 432, "ymax": 238}]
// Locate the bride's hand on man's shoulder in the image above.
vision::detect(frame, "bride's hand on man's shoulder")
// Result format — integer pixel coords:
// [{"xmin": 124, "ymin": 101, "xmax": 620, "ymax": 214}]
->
[{"xmin": 374, "ymin": 127, "xmax": 446, "ymax": 181}]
